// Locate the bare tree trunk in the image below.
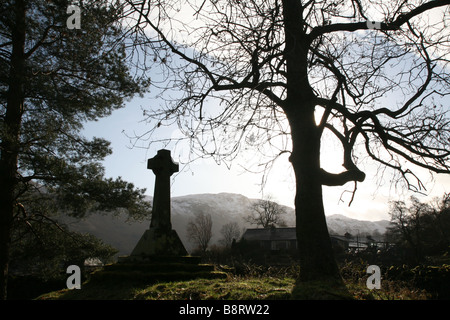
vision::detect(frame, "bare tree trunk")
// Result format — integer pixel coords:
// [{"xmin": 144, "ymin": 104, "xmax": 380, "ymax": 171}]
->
[
  {"xmin": 281, "ymin": 0, "xmax": 342, "ymax": 284},
  {"xmin": 288, "ymin": 104, "xmax": 341, "ymax": 283},
  {"xmin": 0, "ymin": 0, "xmax": 26, "ymax": 300}
]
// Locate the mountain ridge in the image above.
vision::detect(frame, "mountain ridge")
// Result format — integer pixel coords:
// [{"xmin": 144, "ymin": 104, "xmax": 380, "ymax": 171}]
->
[{"xmin": 60, "ymin": 192, "xmax": 391, "ymax": 256}]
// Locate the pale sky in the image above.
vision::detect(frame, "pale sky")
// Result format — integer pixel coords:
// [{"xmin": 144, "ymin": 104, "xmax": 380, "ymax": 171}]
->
[
  {"xmin": 81, "ymin": 2, "xmax": 450, "ymax": 222},
  {"xmin": 82, "ymin": 94, "xmax": 450, "ymax": 222}
]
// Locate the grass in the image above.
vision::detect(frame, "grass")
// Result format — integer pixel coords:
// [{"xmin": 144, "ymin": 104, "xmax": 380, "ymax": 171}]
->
[
  {"xmin": 291, "ymin": 278, "xmax": 354, "ymax": 300},
  {"xmin": 38, "ymin": 275, "xmax": 295, "ymax": 300},
  {"xmin": 35, "ymin": 257, "xmax": 441, "ymax": 300},
  {"xmin": 345, "ymin": 280, "xmax": 430, "ymax": 300},
  {"xmin": 37, "ymin": 270, "xmax": 431, "ymax": 300},
  {"xmin": 133, "ymin": 277, "xmax": 294, "ymax": 300}
]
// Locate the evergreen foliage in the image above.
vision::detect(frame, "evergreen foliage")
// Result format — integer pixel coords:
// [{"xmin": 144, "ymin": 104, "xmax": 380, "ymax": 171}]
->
[{"xmin": 0, "ymin": 0, "xmax": 151, "ymax": 299}]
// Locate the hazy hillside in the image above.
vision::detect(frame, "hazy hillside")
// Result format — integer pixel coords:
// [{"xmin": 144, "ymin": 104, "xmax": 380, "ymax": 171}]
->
[
  {"xmin": 326, "ymin": 214, "xmax": 390, "ymax": 237},
  {"xmin": 60, "ymin": 193, "xmax": 390, "ymax": 256}
]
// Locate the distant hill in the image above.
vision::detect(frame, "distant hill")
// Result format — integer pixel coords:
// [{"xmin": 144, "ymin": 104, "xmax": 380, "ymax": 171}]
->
[
  {"xmin": 59, "ymin": 193, "xmax": 390, "ymax": 256},
  {"xmin": 326, "ymin": 214, "xmax": 390, "ymax": 238}
]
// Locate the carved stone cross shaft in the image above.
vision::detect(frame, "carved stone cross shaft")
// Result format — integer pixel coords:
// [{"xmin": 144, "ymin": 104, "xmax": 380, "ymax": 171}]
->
[{"xmin": 147, "ymin": 149, "xmax": 179, "ymax": 231}]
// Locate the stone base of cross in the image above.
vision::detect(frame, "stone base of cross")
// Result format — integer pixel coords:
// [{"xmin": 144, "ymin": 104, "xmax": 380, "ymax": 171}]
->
[{"xmin": 129, "ymin": 228, "xmax": 187, "ymax": 258}]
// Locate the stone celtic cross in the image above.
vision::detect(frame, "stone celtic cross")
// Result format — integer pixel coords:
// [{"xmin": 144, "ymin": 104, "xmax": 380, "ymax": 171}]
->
[
  {"xmin": 125, "ymin": 149, "xmax": 187, "ymax": 260},
  {"xmin": 147, "ymin": 149, "xmax": 179, "ymax": 231}
]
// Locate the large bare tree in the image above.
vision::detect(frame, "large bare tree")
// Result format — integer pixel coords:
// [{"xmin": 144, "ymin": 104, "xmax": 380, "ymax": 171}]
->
[{"xmin": 125, "ymin": 0, "xmax": 450, "ymax": 288}]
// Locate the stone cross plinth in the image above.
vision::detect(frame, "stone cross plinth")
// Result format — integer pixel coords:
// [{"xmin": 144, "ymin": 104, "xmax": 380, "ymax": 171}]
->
[{"xmin": 128, "ymin": 149, "xmax": 187, "ymax": 260}]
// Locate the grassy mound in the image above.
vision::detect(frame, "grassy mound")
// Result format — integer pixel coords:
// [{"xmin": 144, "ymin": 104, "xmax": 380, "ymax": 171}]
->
[{"xmin": 38, "ymin": 275, "xmax": 295, "ymax": 300}]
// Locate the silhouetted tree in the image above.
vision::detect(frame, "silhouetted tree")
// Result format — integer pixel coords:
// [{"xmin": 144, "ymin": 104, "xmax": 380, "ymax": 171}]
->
[
  {"xmin": 0, "ymin": 0, "xmax": 151, "ymax": 299},
  {"xmin": 187, "ymin": 212, "xmax": 213, "ymax": 253},
  {"xmin": 126, "ymin": 0, "xmax": 450, "ymax": 286},
  {"xmin": 10, "ymin": 210, "xmax": 117, "ymax": 280},
  {"xmin": 246, "ymin": 195, "xmax": 287, "ymax": 228},
  {"xmin": 219, "ymin": 221, "xmax": 241, "ymax": 248},
  {"xmin": 387, "ymin": 193, "xmax": 450, "ymax": 263}
]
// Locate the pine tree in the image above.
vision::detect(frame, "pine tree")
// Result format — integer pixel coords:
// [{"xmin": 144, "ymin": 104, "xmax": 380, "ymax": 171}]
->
[{"xmin": 0, "ymin": 0, "xmax": 151, "ymax": 299}]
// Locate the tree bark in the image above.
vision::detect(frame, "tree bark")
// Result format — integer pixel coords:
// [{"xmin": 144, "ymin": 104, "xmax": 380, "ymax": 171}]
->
[
  {"xmin": 0, "ymin": 0, "xmax": 26, "ymax": 300},
  {"xmin": 288, "ymin": 106, "xmax": 342, "ymax": 282},
  {"xmin": 281, "ymin": 0, "xmax": 342, "ymax": 283}
]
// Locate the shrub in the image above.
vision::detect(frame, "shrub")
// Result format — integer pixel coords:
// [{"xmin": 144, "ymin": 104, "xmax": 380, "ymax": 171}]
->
[{"xmin": 386, "ymin": 264, "xmax": 450, "ymax": 299}]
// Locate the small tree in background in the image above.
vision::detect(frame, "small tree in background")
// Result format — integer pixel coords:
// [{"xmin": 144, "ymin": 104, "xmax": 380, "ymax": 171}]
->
[
  {"xmin": 246, "ymin": 195, "xmax": 287, "ymax": 228},
  {"xmin": 387, "ymin": 193, "xmax": 450, "ymax": 264},
  {"xmin": 220, "ymin": 222, "xmax": 241, "ymax": 248},
  {"xmin": 187, "ymin": 212, "xmax": 213, "ymax": 254}
]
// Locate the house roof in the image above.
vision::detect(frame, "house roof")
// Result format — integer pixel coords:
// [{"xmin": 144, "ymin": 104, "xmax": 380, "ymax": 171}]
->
[
  {"xmin": 242, "ymin": 227, "xmax": 297, "ymax": 241},
  {"xmin": 242, "ymin": 227, "xmax": 378, "ymax": 246},
  {"xmin": 330, "ymin": 235, "xmax": 352, "ymax": 242}
]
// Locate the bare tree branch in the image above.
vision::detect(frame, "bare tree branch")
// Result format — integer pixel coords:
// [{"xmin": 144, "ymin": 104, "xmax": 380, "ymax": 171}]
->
[{"xmin": 309, "ymin": 0, "xmax": 450, "ymax": 40}]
